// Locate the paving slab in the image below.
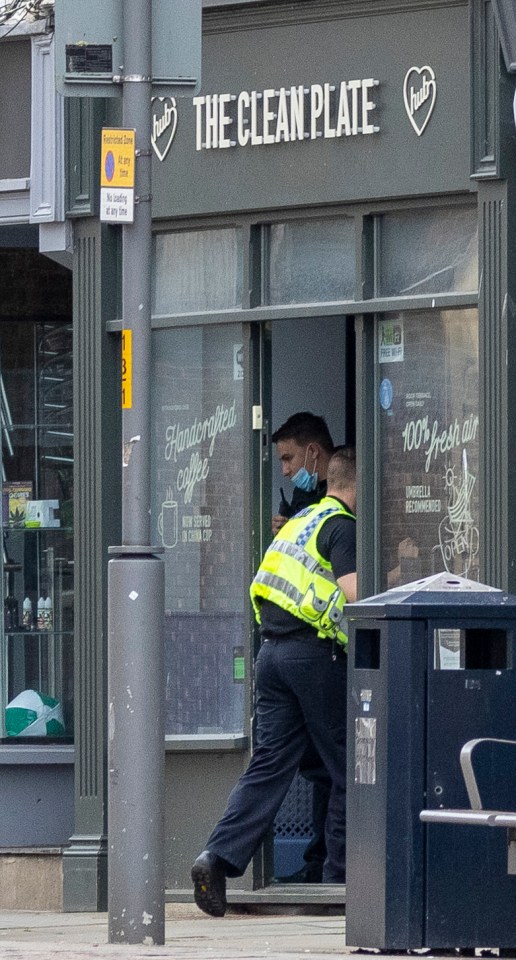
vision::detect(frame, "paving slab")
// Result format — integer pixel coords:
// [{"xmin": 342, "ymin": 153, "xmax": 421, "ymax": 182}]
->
[{"xmin": 0, "ymin": 905, "xmax": 465, "ymax": 960}]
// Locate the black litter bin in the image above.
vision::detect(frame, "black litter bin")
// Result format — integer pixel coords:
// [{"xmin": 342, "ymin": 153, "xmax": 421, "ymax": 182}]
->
[{"xmin": 345, "ymin": 572, "xmax": 516, "ymax": 951}]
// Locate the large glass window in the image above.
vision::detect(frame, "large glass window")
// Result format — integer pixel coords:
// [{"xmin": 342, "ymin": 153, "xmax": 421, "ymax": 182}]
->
[
  {"xmin": 151, "ymin": 324, "xmax": 245, "ymax": 736},
  {"xmin": 152, "ymin": 228, "xmax": 243, "ymax": 315},
  {"xmin": 378, "ymin": 207, "xmax": 478, "ymax": 296},
  {"xmin": 377, "ymin": 309, "xmax": 479, "ymax": 589},
  {"xmin": 266, "ymin": 217, "xmax": 355, "ymax": 304},
  {"xmin": 1, "ymin": 321, "xmax": 74, "ymax": 741}
]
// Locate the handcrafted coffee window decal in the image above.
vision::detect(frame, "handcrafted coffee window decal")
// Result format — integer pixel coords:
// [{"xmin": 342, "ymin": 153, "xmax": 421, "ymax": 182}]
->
[{"xmin": 378, "ymin": 309, "xmax": 479, "ymax": 590}]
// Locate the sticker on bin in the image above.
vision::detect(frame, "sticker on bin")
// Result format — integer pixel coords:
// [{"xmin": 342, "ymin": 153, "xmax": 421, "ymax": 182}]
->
[{"xmin": 355, "ymin": 716, "xmax": 377, "ymax": 785}]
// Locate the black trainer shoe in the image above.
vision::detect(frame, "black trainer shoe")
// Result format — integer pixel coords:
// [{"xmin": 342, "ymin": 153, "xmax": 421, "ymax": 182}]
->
[
  {"xmin": 272, "ymin": 863, "xmax": 324, "ymax": 884},
  {"xmin": 191, "ymin": 850, "xmax": 228, "ymax": 917}
]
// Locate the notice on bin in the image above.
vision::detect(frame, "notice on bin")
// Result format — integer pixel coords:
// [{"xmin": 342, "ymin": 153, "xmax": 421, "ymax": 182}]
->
[
  {"xmin": 100, "ymin": 128, "xmax": 135, "ymax": 223},
  {"xmin": 355, "ymin": 717, "xmax": 377, "ymax": 785},
  {"xmin": 434, "ymin": 628, "xmax": 463, "ymax": 670}
]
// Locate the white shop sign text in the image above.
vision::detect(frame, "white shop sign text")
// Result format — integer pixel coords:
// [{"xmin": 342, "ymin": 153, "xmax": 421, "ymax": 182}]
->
[{"xmin": 192, "ymin": 79, "xmax": 379, "ymax": 151}]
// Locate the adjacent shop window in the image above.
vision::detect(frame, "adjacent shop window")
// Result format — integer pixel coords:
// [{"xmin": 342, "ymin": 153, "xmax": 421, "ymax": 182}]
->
[
  {"xmin": 266, "ymin": 217, "xmax": 355, "ymax": 304},
  {"xmin": 151, "ymin": 324, "xmax": 245, "ymax": 736},
  {"xmin": 152, "ymin": 227, "xmax": 243, "ymax": 315},
  {"xmin": 1, "ymin": 321, "xmax": 74, "ymax": 741},
  {"xmin": 378, "ymin": 207, "xmax": 478, "ymax": 296},
  {"xmin": 377, "ymin": 309, "xmax": 479, "ymax": 589}
]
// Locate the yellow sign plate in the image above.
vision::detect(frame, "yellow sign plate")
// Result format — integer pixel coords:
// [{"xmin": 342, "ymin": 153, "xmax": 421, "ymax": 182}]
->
[
  {"xmin": 101, "ymin": 128, "xmax": 135, "ymax": 189},
  {"xmin": 122, "ymin": 329, "xmax": 132, "ymax": 410}
]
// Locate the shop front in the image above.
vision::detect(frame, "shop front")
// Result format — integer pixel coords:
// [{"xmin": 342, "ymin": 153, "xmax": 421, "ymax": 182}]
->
[
  {"xmin": 0, "ymin": 14, "xmax": 75, "ymax": 908},
  {"xmin": 64, "ymin": 0, "xmax": 516, "ymax": 905}
]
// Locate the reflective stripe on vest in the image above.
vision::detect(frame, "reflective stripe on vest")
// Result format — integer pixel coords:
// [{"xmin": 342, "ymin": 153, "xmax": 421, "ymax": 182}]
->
[{"xmin": 250, "ymin": 496, "xmax": 355, "ymax": 646}]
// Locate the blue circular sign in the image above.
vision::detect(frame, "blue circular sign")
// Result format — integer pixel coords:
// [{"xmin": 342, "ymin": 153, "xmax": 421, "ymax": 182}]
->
[
  {"xmin": 105, "ymin": 150, "xmax": 115, "ymax": 182},
  {"xmin": 379, "ymin": 378, "xmax": 393, "ymax": 410}
]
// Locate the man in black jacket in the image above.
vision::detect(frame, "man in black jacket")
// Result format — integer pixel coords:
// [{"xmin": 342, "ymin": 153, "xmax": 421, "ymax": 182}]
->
[
  {"xmin": 191, "ymin": 447, "xmax": 356, "ymax": 915},
  {"xmin": 270, "ymin": 411, "xmax": 335, "ymax": 883},
  {"xmin": 271, "ymin": 411, "xmax": 334, "ymax": 538}
]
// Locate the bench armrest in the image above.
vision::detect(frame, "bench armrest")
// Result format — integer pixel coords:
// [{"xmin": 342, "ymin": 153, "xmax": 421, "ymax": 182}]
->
[
  {"xmin": 420, "ymin": 809, "xmax": 500, "ymax": 825},
  {"xmin": 460, "ymin": 738, "xmax": 516, "ymax": 810}
]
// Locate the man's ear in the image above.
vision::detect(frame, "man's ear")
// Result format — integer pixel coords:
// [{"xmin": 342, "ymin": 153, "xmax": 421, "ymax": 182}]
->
[{"xmin": 309, "ymin": 442, "xmax": 321, "ymax": 462}]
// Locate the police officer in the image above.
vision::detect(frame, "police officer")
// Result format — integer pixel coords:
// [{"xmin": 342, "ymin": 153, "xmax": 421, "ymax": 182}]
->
[
  {"xmin": 271, "ymin": 411, "xmax": 335, "ymax": 883},
  {"xmin": 191, "ymin": 447, "xmax": 356, "ymax": 917},
  {"xmin": 271, "ymin": 411, "xmax": 334, "ymax": 537}
]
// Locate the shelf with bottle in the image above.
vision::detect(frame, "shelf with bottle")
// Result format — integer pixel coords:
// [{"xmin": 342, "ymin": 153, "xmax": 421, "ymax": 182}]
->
[
  {"xmin": 4, "ymin": 594, "xmax": 72, "ymax": 635},
  {"xmin": 2, "ymin": 526, "xmax": 74, "ymax": 535},
  {"xmin": 5, "ymin": 629, "xmax": 73, "ymax": 638},
  {"xmin": 3, "ymin": 549, "xmax": 73, "ymax": 640}
]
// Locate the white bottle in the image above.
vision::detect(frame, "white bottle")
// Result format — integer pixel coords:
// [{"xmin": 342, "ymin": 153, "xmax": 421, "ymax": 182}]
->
[
  {"xmin": 44, "ymin": 595, "xmax": 53, "ymax": 631},
  {"xmin": 37, "ymin": 596, "xmax": 45, "ymax": 630},
  {"xmin": 22, "ymin": 596, "xmax": 33, "ymax": 629}
]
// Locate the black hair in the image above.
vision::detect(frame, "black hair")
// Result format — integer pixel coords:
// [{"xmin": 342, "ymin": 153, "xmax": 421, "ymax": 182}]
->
[{"xmin": 271, "ymin": 412, "xmax": 334, "ymax": 454}]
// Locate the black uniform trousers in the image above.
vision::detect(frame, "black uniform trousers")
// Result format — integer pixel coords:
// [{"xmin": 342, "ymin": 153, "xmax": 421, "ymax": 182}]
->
[{"xmin": 205, "ymin": 635, "xmax": 347, "ymax": 884}]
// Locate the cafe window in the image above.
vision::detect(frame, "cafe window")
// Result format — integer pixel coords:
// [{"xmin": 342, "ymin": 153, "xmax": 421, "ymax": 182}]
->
[
  {"xmin": 152, "ymin": 227, "xmax": 244, "ymax": 315},
  {"xmin": 151, "ymin": 324, "xmax": 245, "ymax": 736},
  {"xmin": 378, "ymin": 207, "xmax": 478, "ymax": 296},
  {"xmin": 377, "ymin": 308, "xmax": 479, "ymax": 590},
  {"xmin": 266, "ymin": 217, "xmax": 355, "ymax": 305}
]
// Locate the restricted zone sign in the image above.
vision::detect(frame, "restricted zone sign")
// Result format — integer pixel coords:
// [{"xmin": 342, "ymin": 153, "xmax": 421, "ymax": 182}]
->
[{"xmin": 100, "ymin": 128, "xmax": 135, "ymax": 223}]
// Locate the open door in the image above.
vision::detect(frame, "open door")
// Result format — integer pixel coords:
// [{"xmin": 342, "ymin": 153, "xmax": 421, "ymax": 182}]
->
[
  {"xmin": 155, "ymin": 315, "xmax": 354, "ymax": 895},
  {"xmin": 266, "ymin": 314, "xmax": 355, "ymax": 884},
  {"xmin": 153, "ymin": 320, "xmax": 271, "ymax": 894}
]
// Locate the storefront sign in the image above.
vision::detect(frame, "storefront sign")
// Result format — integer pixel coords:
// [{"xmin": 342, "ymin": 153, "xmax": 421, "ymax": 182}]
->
[
  {"xmin": 150, "ymin": 4, "xmax": 469, "ymax": 220},
  {"xmin": 192, "ymin": 78, "xmax": 379, "ymax": 151},
  {"xmin": 151, "ymin": 65, "xmax": 441, "ymax": 161}
]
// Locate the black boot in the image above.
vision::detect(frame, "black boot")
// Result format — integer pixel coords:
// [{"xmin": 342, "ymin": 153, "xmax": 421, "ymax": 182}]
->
[{"xmin": 191, "ymin": 850, "xmax": 228, "ymax": 917}]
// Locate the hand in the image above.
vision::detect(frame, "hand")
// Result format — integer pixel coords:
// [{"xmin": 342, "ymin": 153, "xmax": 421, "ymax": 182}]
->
[{"xmin": 272, "ymin": 514, "xmax": 288, "ymax": 536}]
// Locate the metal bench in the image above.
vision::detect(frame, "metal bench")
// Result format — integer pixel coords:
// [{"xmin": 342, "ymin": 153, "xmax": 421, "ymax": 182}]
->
[{"xmin": 420, "ymin": 737, "xmax": 516, "ymax": 874}]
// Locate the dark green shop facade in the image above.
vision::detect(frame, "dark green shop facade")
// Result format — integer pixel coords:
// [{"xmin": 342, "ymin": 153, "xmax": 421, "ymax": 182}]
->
[{"xmin": 60, "ymin": 0, "xmax": 516, "ymax": 908}]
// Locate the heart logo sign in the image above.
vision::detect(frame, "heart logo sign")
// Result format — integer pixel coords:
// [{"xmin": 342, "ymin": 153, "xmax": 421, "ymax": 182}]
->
[
  {"xmin": 151, "ymin": 96, "xmax": 178, "ymax": 162},
  {"xmin": 403, "ymin": 66, "xmax": 437, "ymax": 136}
]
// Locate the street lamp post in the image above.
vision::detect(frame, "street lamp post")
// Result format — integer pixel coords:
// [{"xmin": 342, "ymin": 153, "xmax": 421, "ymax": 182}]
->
[{"xmin": 107, "ymin": 0, "xmax": 165, "ymax": 944}]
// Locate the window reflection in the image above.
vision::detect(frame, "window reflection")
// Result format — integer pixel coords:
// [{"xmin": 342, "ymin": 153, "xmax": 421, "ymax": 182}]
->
[
  {"xmin": 267, "ymin": 218, "xmax": 355, "ymax": 304},
  {"xmin": 152, "ymin": 228, "xmax": 243, "ymax": 315},
  {"xmin": 151, "ymin": 325, "xmax": 245, "ymax": 736},
  {"xmin": 379, "ymin": 207, "xmax": 478, "ymax": 295},
  {"xmin": 377, "ymin": 309, "xmax": 479, "ymax": 589}
]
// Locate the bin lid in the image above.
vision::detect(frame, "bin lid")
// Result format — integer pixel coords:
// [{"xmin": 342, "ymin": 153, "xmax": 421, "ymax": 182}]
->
[{"xmin": 346, "ymin": 572, "xmax": 516, "ymax": 620}]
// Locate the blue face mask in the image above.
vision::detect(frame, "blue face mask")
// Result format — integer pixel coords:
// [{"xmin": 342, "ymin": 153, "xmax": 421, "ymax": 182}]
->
[
  {"xmin": 291, "ymin": 448, "xmax": 319, "ymax": 492},
  {"xmin": 291, "ymin": 467, "xmax": 319, "ymax": 492}
]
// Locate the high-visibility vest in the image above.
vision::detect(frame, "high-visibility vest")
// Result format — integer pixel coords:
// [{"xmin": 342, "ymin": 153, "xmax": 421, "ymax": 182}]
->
[{"xmin": 250, "ymin": 496, "xmax": 355, "ymax": 647}]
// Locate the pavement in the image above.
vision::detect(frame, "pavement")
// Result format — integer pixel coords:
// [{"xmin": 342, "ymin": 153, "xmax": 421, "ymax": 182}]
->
[
  {"xmin": 0, "ymin": 903, "xmax": 465, "ymax": 960},
  {"xmin": 0, "ymin": 903, "xmax": 346, "ymax": 959}
]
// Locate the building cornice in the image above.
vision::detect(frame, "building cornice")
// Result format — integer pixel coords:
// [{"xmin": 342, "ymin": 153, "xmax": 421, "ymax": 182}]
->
[{"xmin": 204, "ymin": 0, "xmax": 466, "ymax": 34}]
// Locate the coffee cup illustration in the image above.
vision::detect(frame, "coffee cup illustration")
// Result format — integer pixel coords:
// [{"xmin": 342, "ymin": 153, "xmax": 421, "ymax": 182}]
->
[{"xmin": 158, "ymin": 488, "xmax": 178, "ymax": 548}]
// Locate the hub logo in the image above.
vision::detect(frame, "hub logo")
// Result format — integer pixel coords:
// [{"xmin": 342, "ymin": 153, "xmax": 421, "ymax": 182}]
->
[
  {"xmin": 151, "ymin": 96, "xmax": 178, "ymax": 162},
  {"xmin": 403, "ymin": 66, "xmax": 436, "ymax": 136}
]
